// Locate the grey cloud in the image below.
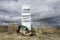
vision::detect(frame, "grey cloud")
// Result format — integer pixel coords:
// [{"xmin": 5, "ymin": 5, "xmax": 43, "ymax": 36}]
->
[
  {"xmin": 0, "ymin": 0, "xmax": 60, "ymax": 26},
  {"xmin": 31, "ymin": 0, "xmax": 60, "ymax": 19}
]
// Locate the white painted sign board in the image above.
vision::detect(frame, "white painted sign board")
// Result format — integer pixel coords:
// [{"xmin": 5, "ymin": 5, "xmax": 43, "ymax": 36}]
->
[{"xmin": 21, "ymin": 5, "xmax": 31, "ymax": 31}]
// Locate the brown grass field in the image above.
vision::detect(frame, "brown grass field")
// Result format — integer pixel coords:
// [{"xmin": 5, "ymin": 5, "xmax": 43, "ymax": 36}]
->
[{"xmin": 0, "ymin": 24, "xmax": 60, "ymax": 40}]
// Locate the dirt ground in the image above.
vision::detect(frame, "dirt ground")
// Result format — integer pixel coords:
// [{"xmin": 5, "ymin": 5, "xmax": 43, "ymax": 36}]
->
[{"xmin": 0, "ymin": 32, "xmax": 60, "ymax": 40}]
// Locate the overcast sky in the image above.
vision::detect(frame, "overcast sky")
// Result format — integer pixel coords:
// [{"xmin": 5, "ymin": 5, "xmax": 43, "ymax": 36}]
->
[
  {"xmin": 0, "ymin": 0, "xmax": 60, "ymax": 22},
  {"xmin": 0, "ymin": 0, "xmax": 60, "ymax": 16}
]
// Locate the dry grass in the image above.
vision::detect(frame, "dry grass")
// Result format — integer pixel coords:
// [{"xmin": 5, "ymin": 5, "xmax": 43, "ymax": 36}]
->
[
  {"xmin": 0, "ymin": 25, "xmax": 7, "ymax": 32},
  {"xmin": 32, "ymin": 28, "xmax": 54, "ymax": 36},
  {"xmin": 7, "ymin": 23, "xmax": 18, "ymax": 34},
  {"xmin": 31, "ymin": 27, "xmax": 60, "ymax": 37},
  {"xmin": 0, "ymin": 24, "xmax": 60, "ymax": 40},
  {"xmin": 0, "ymin": 30, "xmax": 60, "ymax": 40}
]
